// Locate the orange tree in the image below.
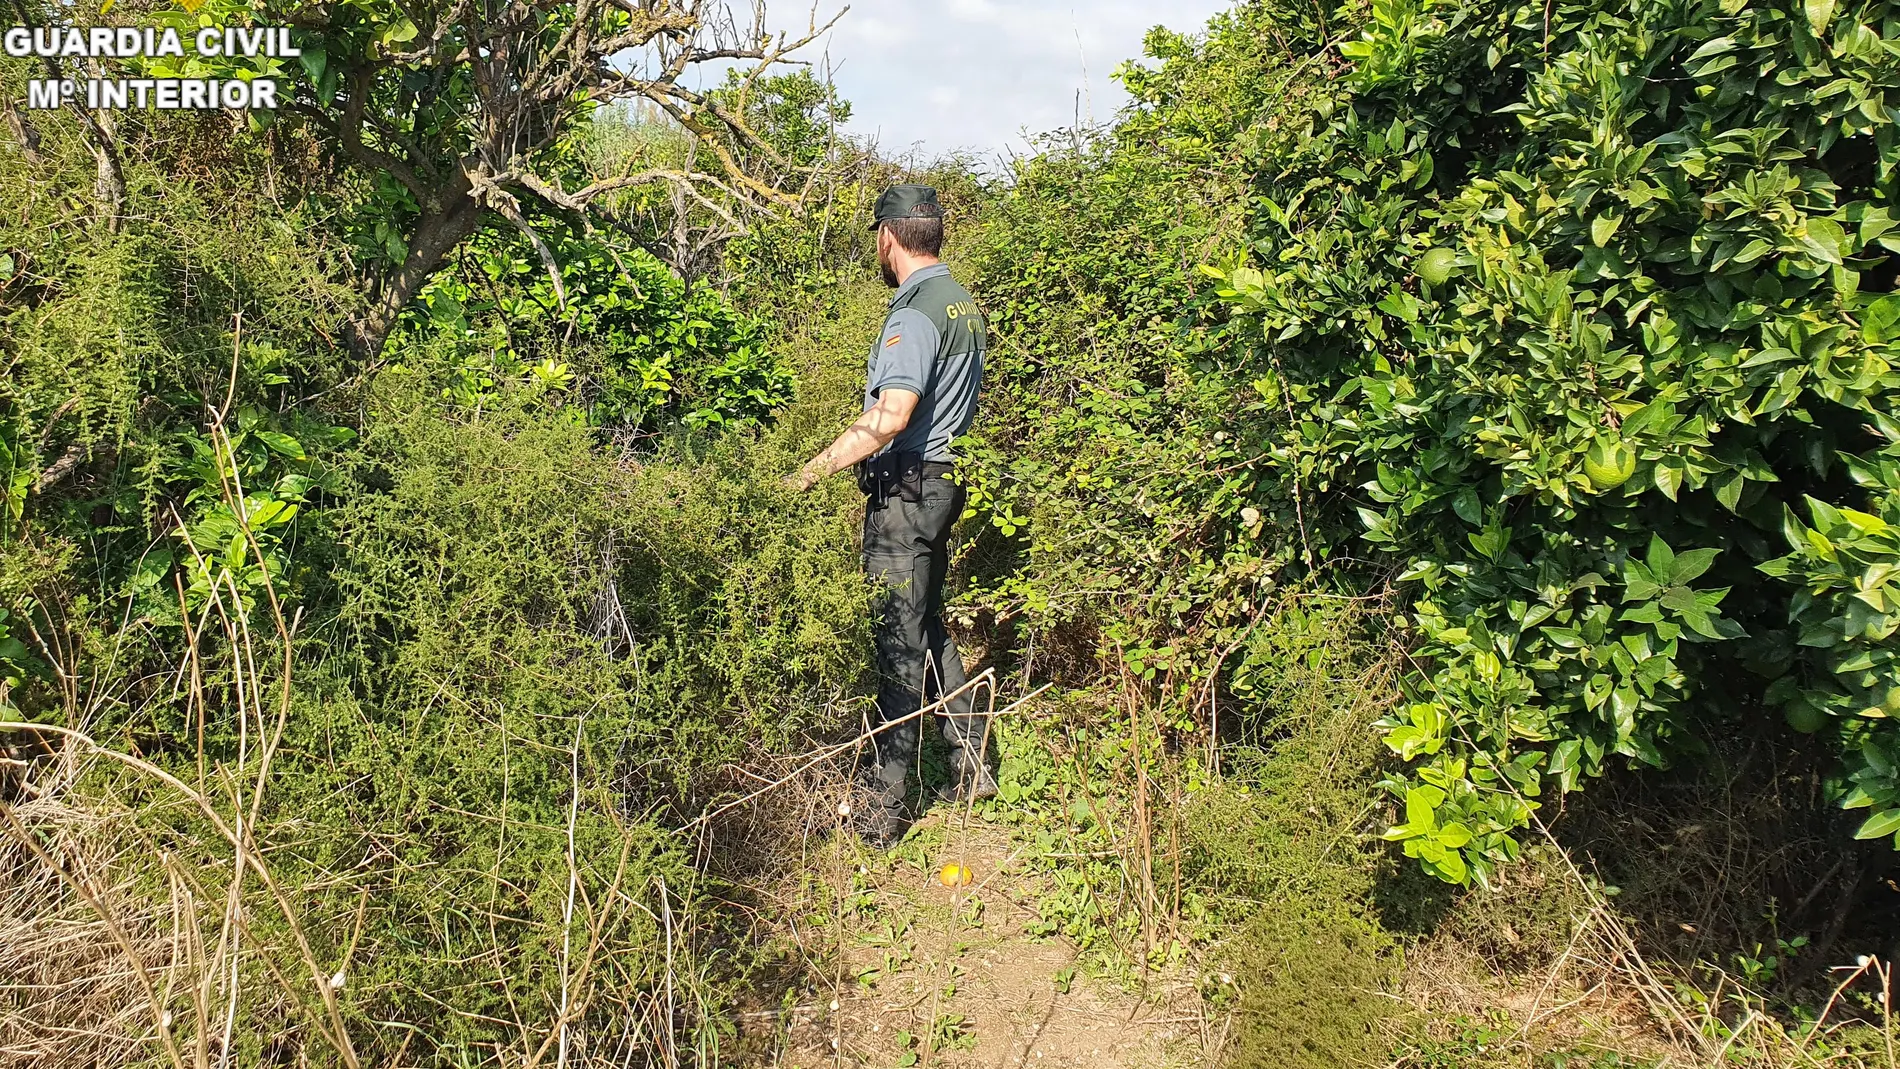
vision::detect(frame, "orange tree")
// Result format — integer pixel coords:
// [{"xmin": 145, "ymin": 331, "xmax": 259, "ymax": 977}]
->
[
  {"xmin": 1200, "ymin": 0, "xmax": 1900, "ymax": 883},
  {"xmin": 92, "ymin": 0, "xmax": 837, "ymax": 355}
]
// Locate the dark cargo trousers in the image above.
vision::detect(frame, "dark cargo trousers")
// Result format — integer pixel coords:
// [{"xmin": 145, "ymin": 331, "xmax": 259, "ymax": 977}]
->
[{"xmin": 861, "ymin": 475, "xmax": 983, "ymax": 819}]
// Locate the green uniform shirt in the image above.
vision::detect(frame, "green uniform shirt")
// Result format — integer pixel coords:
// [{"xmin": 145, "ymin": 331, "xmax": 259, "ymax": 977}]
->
[{"xmin": 864, "ymin": 263, "xmax": 986, "ymax": 462}]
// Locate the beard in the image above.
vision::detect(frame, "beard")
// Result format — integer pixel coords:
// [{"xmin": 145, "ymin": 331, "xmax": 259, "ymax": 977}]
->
[{"xmin": 879, "ymin": 253, "xmax": 898, "ymax": 288}]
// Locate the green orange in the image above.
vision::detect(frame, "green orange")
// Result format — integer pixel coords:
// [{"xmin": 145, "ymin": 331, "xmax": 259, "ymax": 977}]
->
[
  {"xmin": 1582, "ymin": 438, "xmax": 1636, "ymax": 492},
  {"xmin": 1784, "ymin": 699, "xmax": 1828, "ymax": 734},
  {"xmin": 1417, "ymin": 248, "xmax": 1458, "ymax": 285}
]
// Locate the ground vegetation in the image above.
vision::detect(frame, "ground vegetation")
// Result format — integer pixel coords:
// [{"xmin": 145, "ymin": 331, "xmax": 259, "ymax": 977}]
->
[{"xmin": 2, "ymin": 0, "xmax": 1899, "ymax": 1066}]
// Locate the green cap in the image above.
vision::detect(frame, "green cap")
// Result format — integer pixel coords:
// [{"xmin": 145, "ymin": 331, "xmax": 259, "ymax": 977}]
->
[{"xmin": 869, "ymin": 184, "xmax": 943, "ymax": 230}]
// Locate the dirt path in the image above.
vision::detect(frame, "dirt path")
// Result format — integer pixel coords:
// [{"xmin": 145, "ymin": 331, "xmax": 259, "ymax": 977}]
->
[{"xmin": 768, "ymin": 810, "xmax": 1207, "ymax": 1069}]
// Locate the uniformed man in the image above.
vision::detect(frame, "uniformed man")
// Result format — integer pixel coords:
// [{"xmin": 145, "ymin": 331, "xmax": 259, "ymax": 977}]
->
[{"xmin": 789, "ymin": 184, "xmax": 993, "ymax": 846}]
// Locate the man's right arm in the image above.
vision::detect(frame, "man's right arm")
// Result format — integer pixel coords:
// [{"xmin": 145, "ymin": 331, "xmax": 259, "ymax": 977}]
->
[
  {"xmin": 789, "ymin": 309, "xmax": 939, "ymax": 491},
  {"xmin": 790, "ymin": 389, "xmax": 919, "ymax": 490}
]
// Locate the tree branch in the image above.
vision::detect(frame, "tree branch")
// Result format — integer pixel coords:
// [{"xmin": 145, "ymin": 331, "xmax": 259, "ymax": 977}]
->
[{"xmin": 471, "ymin": 172, "xmax": 569, "ymax": 311}]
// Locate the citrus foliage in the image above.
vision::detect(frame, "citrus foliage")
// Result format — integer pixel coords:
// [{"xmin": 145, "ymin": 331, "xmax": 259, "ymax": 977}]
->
[
  {"xmin": 406, "ymin": 218, "xmax": 793, "ymax": 430},
  {"xmin": 1198, "ymin": 0, "xmax": 1900, "ymax": 881},
  {"xmin": 956, "ymin": 0, "xmax": 1900, "ymax": 887}
]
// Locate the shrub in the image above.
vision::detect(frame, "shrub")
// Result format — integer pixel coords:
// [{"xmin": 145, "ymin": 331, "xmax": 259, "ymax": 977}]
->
[
  {"xmin": 1199, "ymin": 0, "xmax": 1900, "ymax": 882},
  {"xmin": 404, "ymin": 219, "xmax": 794, "ymax": 433},
  {"xmin": 0, "ymin": 76, "xmax": 871, "ymax": 1060}
]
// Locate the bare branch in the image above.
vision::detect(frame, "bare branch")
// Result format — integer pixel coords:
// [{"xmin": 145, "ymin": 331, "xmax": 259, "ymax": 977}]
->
[
  {"xmin": 287, "ymin": 0, "xmax": 845, "ymax": 357},
  {"xmin": 471, "ymin": 172, "xmax": 570, "ymax": 311},
  {"xmin": 516, "ymin": 168, "xmax": 746, "ymax": 230},
  {"xmin": 34, "ymin": 442, "xmax": 91, "ymax": 493}
]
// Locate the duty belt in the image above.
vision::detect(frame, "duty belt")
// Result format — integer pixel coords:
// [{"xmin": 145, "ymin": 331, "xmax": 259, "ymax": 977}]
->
[{"xmin": 857, "ymin": 451, "xmax": 955, "ymax": 504}]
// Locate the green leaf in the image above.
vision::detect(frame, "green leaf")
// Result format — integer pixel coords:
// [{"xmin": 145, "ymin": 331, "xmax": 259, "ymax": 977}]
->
[
  {"xmin": 1853, "ymin": 808, "xmax": 1900, "ymax": 840},
  {"xmin": 1680, "ymin": 609, "xmax": 1726, "ymax": 640},
  {"xmin": 246, "ymin": 499, "xmax": 289, "ymax": 527},
  {"xmin": 1622, "ymin": 558, "xmax": 1661, "ymax": 600},
  {"xmin": 1436, "ymin": 822, "xmax": 1472, "ymax": 849},
  {"xmin": 1838, "ymin": 508, "xmax": 1891, "ymax": 536},
  {"xmin": 1842, "ymin": 784, "xmax": 1878, "ymax": 810},
  {"xmin": 1801, "ymin": 217, "xmax": 1846, "ymax": 265},
  {"xmin": 1669, "ymin": 547, "xmax": 1720, "ymax": 586},
  {"xmin": 1645, "ymin": 535, "xmax": 1676, "ymax": 580},
  {"xmin": 1427, "ymin": 848, "xmax": 1469, "ymax": 884},
  {"xmin": 254, "ymin": 431, "xmax": 306, "ymax": 461},
  {"xmin": 1451, "ymin": 488, "xmax": 1482, "ymax": 526},
  {"xmin": 1660, "ymin": 586, "xmax": 1701, "ymax": 616},
  {"xmin": 1621, "ymin": 603, "xmax": 1666, "ymax": 624},
  {"xmin": 1470, "ymin": 524, "xmax": 1508, "ymax": 562},
  {"xmin": 1862, "ymin": 294, "xmax": 1900, "ymax": 342},
  {"xmin": 1591, "ymin": 214, "xmax": 1622, "ymax": 248},
  {"xmin": 1404, "ymin": 784, "xmax": 1444, "ymax": 829},
  {"xmin": 1686, "ymin": 36, "xmax": 1736, "ymax": 61},
  {"xmin": 1805, "ymin": 0, "xmax": 1837, "ymax": 37},
  {"xmin": 1654, "ymin": 459, "xmax": 1684, "ymax": 500},
  {"xmin": 379, "ymin": 17, "xmax": 419, "ymax": 48},
  {"xmin": 1865, "ymin": 741, "xmax": 1895, "ymax": 777}
]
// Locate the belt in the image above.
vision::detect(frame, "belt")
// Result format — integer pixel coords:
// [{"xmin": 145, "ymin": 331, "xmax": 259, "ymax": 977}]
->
[{"xmin": 858, "ymin": 452, "xmax": 958, "ymax": 502}]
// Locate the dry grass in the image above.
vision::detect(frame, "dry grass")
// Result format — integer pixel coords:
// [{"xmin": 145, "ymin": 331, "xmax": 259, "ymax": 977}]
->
[
  {"xmin": 0, "ymin": 418, "xmax": 687, "ymax": 1068},
  {"xmin": 0, "ymin": 794, "xmax": 170, "ymax": 1067},
  {"xmin": 1395, "ymin": 811, "xmax": 1899, "ymax": 1069}
]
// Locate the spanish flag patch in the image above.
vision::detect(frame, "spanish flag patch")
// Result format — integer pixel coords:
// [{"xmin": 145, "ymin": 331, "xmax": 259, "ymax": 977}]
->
[{"xmin": 883, "ymin": 334, "xmax": 903, "ymax": 348}]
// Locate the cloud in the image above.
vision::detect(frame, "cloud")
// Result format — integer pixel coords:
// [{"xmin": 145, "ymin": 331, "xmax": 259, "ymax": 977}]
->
[{"xmin": 781, "ymin": 0, "xmax": 1235, "ymax": 164}]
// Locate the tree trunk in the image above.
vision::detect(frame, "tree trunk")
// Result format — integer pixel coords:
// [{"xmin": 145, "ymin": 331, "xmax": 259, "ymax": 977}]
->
[
  {"xmin": 89, "ymin": 108, "xmax": 124, "ymax": 233},
  {"xmin": 3, "ymin": 101, "xmax": 42, "ymax": 164},
  {"xmin": 346, "ymin": 191, "xmax": 485, "ymax": 359}
]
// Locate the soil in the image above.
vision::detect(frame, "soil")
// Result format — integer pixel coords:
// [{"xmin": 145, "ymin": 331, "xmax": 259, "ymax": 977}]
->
[{"xmin": 763, "ymin": 809, "xmax": 1208, "ymax": 1069}]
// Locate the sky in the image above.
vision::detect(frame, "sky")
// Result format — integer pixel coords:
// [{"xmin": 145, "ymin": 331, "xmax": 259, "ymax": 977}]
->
[{"xmin": 756, "ymin": 0, "xmax": 1238, "ymax": 165}]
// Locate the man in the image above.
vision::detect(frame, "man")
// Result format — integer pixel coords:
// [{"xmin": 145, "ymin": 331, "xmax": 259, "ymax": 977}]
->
[{"xmin": 789, "ymin": 184, "xmax": 994, "ymax": 845}]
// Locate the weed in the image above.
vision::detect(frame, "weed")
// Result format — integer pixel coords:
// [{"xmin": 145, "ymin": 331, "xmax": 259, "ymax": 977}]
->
[{"xmin": 929, "ymin": 1011, "xmax": 976, "ymax": 1052}]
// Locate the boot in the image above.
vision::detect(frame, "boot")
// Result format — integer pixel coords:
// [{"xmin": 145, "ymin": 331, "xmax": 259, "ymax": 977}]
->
[
  {"xmin": 947, "ymin": 746, "xmax": 998, "ymax": 802},
  {"xmin": 860, "ymin": 803, "xmax": 907, "ymax": 849},
  {"xmin": 856, "ymin": 762, "xmax": 910, "ymax": 848}
]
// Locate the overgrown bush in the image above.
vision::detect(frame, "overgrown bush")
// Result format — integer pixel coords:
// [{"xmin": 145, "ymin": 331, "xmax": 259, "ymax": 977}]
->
[
  {"xmin": 405, "ymin": 220, "xmax": 794, "ymax": 432},
  {"xmin": 0, "ymin": 53, "xmax": 874, "ymax": 1062},
  {"xmin": 953, "ymin": 26, "xmax": 1284, "ymax": 745},
  {"xmin": 1194, "ymin": 0, "xmax": 1900, "ymax": 884},
  {"xmin": 960, "ymin": 0, "xmax": 1900, "ymax": 887}
]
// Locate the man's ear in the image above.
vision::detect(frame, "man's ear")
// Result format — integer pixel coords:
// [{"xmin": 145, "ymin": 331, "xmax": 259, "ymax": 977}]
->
[{"xmin": 874, "ymin": 225, "xmax": 890, "ymax": 258}]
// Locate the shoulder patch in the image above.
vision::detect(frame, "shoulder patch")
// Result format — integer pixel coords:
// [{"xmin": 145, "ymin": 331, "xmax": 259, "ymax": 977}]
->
[{"xmin": 883, "ymin": 334, "xmax": 903, "ymax": 348}]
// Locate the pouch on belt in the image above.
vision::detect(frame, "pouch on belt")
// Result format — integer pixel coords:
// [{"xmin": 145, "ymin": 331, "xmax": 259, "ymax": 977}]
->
[{"xmin": 856, "ymin": 451, "xmax": 925, "ymax": 504}]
